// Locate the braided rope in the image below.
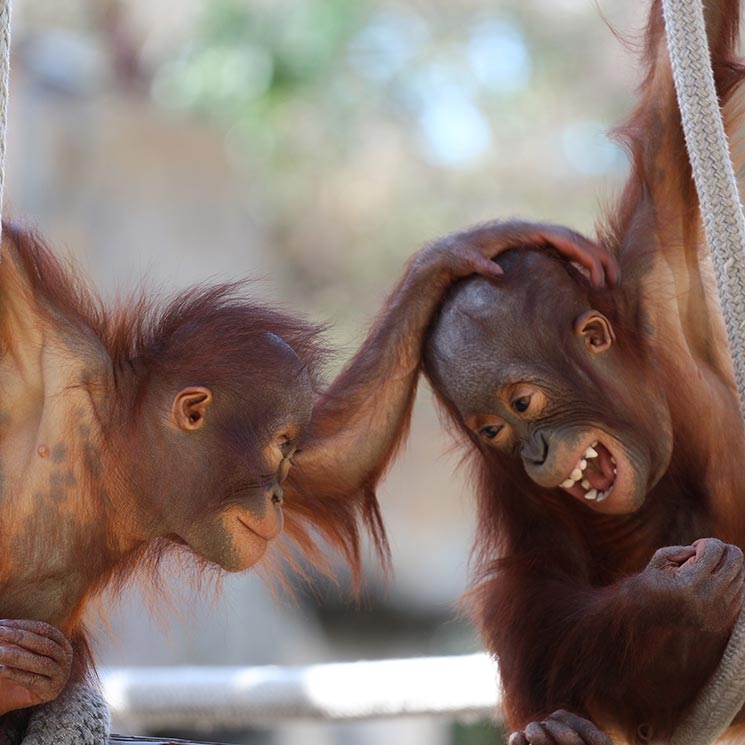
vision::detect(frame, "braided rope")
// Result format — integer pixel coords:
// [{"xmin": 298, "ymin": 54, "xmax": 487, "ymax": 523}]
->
[
  {"xmin": 662, "ymin": 0, "xmax": 745, "ymax": 743},
  {"xmin": 23, "ymin": 681, "xmax": 111, "ymax": 745},
  {"xmin": 662, "ymin": 0, "xmax": 745, "ymax": 411},
  {"xmin": 0, "ymin": 0, "xmax": 9, "ymax": 249}
]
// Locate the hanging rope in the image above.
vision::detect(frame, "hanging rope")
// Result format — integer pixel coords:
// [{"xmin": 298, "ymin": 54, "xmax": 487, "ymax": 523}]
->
[
  {"xmin": 0, "ymin": 0, "xmax": 10, "ymax": 250},
  {"xmin": 661, "ymin": 0, "xmax": 745, "ymax": 743},
  {"xmin": 662, "ymin": 0, "xmax": 745, "ymax": 410}
]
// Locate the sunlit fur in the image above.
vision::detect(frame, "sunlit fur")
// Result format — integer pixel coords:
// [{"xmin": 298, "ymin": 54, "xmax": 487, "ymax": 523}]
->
[{"xmin": 1, "ymin": 221, "xmax": 388, "ymax": 684}]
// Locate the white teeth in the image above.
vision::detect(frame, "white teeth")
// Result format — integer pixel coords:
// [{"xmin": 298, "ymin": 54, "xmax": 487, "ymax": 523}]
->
[{"xmin": 561, "ymin": 444, "xmax": 618, "ymax": 499}]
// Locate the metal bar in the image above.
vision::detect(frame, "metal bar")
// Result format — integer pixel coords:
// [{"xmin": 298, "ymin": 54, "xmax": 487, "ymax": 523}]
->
[
  {"xmin": 102, "ymin": 653, "xmax": 502, "ymax": 731},
  {"xmin": 109, "ymin": 738, "xmax": 224, "ymax": 745}
]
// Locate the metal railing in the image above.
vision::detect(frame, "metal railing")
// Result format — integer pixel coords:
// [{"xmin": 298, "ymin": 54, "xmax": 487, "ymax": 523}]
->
[{"xmin": 102, "ymin": 653, "xmax": 502, "ymax": 731}]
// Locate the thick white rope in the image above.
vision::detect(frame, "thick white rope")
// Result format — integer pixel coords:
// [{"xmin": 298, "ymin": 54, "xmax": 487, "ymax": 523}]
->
[
  {"xmin": 0, "ymin": 0, "xmax": 10, "ymax": 248},
  {"xmin": 662, "ymin": 0, "xmax": 745, "ymax": 410},
  {"xmin": 662, "ymin": 1, "xmax": 745, "ymax": 744}
]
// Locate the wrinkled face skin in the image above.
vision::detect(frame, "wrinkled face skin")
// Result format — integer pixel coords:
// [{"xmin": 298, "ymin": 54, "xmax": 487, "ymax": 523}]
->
[
  {"xmin": 144, "ymin": 341, "xmax": 315, "ymax": 572},
  {"xmin": 424, "ymin": 250, "xmax": 674, "ymax": 516}
]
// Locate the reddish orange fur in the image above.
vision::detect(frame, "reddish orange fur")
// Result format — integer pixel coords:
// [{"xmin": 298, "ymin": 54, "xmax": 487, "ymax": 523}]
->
[
  {"xmin": 419, "ymin": 1, "xmax": 745, "ymax": 741},
  {"xmin": 5, "ymin": 220, "xmax": 387, "ymax": 577},
  {"xmin": 0, "ymin": 221, "xmax": 392, "ymax": 708}
]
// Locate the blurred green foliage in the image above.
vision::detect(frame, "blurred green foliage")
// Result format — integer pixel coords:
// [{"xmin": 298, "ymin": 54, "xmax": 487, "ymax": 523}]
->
[
  {"xmin": 154, "ymin": 0, "xmax": 365, "ymax": 118},
  {"xmin": 452, "ymin": 718, "xmax": 507, "ymax": 745},
  {"xmin": 149, "ymin": 0, "xmax": 639, "ymax": 326}
]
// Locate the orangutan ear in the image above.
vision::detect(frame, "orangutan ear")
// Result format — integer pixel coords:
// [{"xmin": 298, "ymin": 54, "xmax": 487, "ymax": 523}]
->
[
  {"xmin": 575, "ymin": 310, "xmax": 615, "ymax": 355},
  {"xmin": 172, "ymin": 387, "xmax": 213, "ymax": 431}
]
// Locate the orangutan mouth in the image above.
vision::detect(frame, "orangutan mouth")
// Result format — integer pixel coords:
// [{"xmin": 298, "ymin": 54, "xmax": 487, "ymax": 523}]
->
[{"xmin": 559, "ymin": 441, "xmax": 618, "ymax": 503}]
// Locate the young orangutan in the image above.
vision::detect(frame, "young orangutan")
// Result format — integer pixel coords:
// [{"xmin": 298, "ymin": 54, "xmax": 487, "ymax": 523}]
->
[
  {"xmin": 411, "ymin": 0, "xmax": 745, "ymax": 742},
  {"xmin": 0, "ymin": 221, "xmax": 325, "ymax": 741},
  {"xmin": 0, "ymin": 218, "xmax": 607, "ymax": 742}
]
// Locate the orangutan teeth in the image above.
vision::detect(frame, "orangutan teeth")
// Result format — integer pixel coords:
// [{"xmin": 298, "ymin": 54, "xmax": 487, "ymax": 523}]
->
[
  {"xmin": 557, "ymin": 440, "xmax": 619, "ymax": 505},
  {"xmin": 562, "ymin": 443, "xmax": 618, "ymax": 499},
  {"xmin": 558, "ymin": 441, "xmax": 618, "ymax": 505},
  {"xmin": 595, "ymin": 486, "xmax": 613, "ymax": 503}
]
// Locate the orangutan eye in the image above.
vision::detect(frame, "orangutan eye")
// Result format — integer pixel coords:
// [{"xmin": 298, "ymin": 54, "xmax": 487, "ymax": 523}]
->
[
  {"xmin": 512, "ymin": 396, "xmax": 531, "ymax": 413},
  {"xmin": 480, "ymin": 425, "xmax": 503, "ymax": 440}
]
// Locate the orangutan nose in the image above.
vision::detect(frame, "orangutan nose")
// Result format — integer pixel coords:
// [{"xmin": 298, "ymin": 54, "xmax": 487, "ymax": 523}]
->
[
  {"xmin": 521, "ymin": 430, "xmax": 549, "ymax": 466},
  {"xmin": 271, "ymin": 485, "xmax": 284, "ymax": 505}
]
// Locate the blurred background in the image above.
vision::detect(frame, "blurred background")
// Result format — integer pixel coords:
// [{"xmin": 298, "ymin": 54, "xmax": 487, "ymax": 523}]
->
[{"xmin": 7, "ymin": 1, "xmax": 647, "ymax": 743}]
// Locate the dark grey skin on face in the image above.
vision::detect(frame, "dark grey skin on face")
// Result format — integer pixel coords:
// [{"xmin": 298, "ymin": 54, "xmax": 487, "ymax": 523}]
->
[
  {"xmin": 135, "ymin": 332, "xmax": 316, "ymax": 573},
  {"xmin": 424, "ymin": 250, "xmax": 671, "ymax": 515}
]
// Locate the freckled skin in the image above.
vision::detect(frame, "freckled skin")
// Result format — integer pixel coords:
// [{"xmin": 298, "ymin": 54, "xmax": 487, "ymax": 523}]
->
[
  {"xmin": 0, "ymin": 232, "xmax": 323, "ymax": 725},
  {"xmin": 50, "ymin": 443, "xmax": 67, "ymax": 464}
]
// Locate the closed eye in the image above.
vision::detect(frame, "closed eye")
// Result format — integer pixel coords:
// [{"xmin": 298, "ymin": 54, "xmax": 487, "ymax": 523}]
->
[{"xmin": 234, "ymin": 475, "xmax": 275, "ymax": 492}]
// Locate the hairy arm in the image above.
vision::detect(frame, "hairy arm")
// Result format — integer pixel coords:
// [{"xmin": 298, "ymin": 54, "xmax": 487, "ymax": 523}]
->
[
  {"xmin": 282, "ymin": 222, "xmax": 616, "ymax": 568},
  {"xmin": 485, "ymin": 540, "xmax": 745, "ymax": 744},
  {"xmin": 610, "ymin": 0, "xmax": 744, "ymax": 359}
]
